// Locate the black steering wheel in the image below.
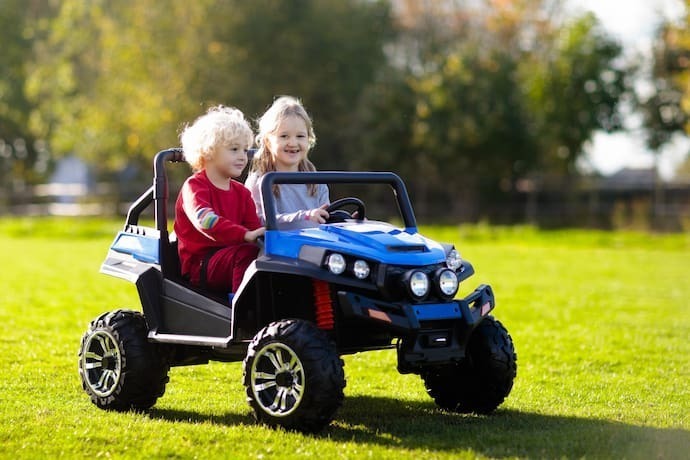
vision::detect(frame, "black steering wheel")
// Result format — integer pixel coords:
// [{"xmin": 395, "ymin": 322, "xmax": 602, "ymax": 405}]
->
[{"xmin": 326, "ymin": 197, "xmax": 366, "ymax": 223}]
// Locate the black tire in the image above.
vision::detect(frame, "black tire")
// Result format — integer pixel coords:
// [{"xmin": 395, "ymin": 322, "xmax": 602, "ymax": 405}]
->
[
  {"xmin": 78, "ymin": 309, "xmax": 170, "ymax": 411},
  {"xmin": 243, "ymin": 319, "xmax": 345, "ymax": 433},
  {"xmin": 423, "ymin": 316, "xmax": 516, "ymax": 414}
]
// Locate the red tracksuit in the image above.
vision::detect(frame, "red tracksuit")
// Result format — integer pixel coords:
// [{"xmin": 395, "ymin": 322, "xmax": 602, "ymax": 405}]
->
[{"xmin": 174, "ymin": 170, "xmax": 262, "ymax": 292}]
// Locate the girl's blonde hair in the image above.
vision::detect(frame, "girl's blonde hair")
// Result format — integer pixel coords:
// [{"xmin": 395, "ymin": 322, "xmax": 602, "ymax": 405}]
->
[
  {"xmin": 180, "ymin": 105, "xmax": 253, "ymax": 171},
  {"xmin": 252, "ymin": 96, "xmax": 318, "ymax": 196}
]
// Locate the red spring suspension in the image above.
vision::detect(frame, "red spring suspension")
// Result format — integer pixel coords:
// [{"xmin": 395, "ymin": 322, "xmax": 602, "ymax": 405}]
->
[{"xmin": 312, "ymin": 279, "xmax": 334, "ymax": 330}]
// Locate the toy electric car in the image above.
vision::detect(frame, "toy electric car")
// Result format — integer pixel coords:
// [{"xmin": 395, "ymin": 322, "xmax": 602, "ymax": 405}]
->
[{"xmin": 78, "ymin": 148, "xmax": 517, "ymax": 433}]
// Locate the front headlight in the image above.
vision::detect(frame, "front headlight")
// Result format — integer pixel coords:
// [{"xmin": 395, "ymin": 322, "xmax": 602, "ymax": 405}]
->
[
  {"xmin": 436, "ymin": 268, "xmax": 459, "ymax": 298},
  {"xmin": 326, "ymin": 253, "xmax": 346, "ymax": 275},
  {"xmin": 353, "ymin": 260, "xmax": 370, "ymax": 279},
  {"xmin": 446, "ymin": 249, "xmax": 462, "ymax": 271},
  {"xmin": 407, "ymin": 270, "xmax": 429, "ymax": 299}
]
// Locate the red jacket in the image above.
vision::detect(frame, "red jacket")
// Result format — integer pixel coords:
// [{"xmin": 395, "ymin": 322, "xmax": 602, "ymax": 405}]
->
[{"xmin": 174, "ymin": 170, "xmax": 261, "ymax": 282}]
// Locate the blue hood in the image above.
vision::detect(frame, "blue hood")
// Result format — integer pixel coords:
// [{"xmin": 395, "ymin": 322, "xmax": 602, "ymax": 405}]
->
[{"xmin": 264, "ymin": 221, "xmax": 446, "ymax": 266}]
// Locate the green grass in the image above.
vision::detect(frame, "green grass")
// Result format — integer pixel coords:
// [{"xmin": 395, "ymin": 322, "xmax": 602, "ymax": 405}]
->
[{"xmin": 1, "ymin": 217, "xmax": 688, "ymax": 459}]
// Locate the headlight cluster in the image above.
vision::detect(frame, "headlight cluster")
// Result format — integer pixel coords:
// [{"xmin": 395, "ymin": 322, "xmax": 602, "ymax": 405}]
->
[
  {"xmin": 325, "ymin": 253, "xmax": 372, "ymax": 280},
  {"xmin": 402, "ymin": 268, "xmax": 458, "ymax": 301},
  {"xmin": 324, "ymin": 250, "xmax": 462, "ymax": 301}
]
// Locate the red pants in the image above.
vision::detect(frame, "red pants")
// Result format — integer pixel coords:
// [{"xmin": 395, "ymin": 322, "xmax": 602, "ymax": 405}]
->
[{"xmin": 205, "ymin": 243, "xmax": 259, "ymax": 292}]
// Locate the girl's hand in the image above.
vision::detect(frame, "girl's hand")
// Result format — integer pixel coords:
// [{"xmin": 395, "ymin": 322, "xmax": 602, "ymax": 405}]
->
[
  {"xmin": 244, "ymin": 227, "xmax": 266, "ymax": 243},
  {"xmin": 306, "ymin": 204, "xmax": 329, "ymax": 224}
]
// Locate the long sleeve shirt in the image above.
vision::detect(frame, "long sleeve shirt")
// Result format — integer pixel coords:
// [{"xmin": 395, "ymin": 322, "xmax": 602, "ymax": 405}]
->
[
  {"xmin": 245, "ymin": 171, "xmax": 330, "ymax": 230},
  {"xmin": 174, "ymin": 170, "xmax": 262, "ymax": 281}
]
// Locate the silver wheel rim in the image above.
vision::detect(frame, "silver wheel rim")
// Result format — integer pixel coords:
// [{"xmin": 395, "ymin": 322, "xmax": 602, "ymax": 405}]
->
[
  {"xmin": 80, "ymin": 330, "xmax": 122, "ymax": 397},
  {"xmin": 250, "ymin": 342, "xmax": 305, "ymax": 417}
]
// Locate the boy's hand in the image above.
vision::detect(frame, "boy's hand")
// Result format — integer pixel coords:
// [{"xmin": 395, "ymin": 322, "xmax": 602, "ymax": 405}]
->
[
  {"xmin": 244, "ymin": 227, "xmax": 266, "ymax": 243},
  {"xmin": 306, "ymin": 204, "xmax": 329, "ymax": 224}
]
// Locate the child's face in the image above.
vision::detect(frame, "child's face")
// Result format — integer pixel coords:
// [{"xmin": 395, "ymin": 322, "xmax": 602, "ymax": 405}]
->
[
  {"xmin": 266, "ymin": 115, "xmax": 309, "ymax": 171},
  {"xmin": 206, "ymin": 141, "xmax": 249, "ymax": 179}
]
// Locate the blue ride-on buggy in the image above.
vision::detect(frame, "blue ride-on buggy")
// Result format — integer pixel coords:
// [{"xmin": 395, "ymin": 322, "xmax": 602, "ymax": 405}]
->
[{"xmin": 78, "ymin": 148, "xmax": 517, "ymax": 433}]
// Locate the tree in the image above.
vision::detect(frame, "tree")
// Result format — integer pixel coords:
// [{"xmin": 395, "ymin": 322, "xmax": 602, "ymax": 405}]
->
[
  {"xmin": 639, "ymin": 24, "xmax": 688, "ymax": 152},
  {"xmin": 520, "ymin": 12, "xmax": 628, "ymax": 176},
  {"xmin": 26, "ymin": 0, "xmax": 393, "ymax": 178},
  {"xmin": 26, "ymin": 0, "xmax": 212, "ymax": 176},
  {"xmin": 0, "ymin": 0, "xmax": 56, "ymax": 191},
  {"xmin": 21, "ymin": 0, "xmax": 634, "ymax": 224},
  {"xmin": 353, "ymin": 1, "xmax": 629, "ymax": 221},
  {"xmin": 666, "ymin": 0, "xmax": 690, "ymax": 135},
  {"xmin": 201, "ymin": 0, "xmax": 393, "ymax": 170},
  {"xmin": 635, "ymin": 16, "xmax": 690, "ymax": 221}
]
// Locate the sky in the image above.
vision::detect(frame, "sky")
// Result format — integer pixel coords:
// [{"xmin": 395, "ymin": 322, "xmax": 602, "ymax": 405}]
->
[{"xmin": 572, "ymin": 0, "xmax": 689, "ymax": 179}]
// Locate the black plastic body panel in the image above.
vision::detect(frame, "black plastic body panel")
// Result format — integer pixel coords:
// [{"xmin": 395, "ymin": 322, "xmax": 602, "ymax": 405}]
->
[{"xmin": 159, "ymin": 280, "xmax": 232, "ymax": 337}]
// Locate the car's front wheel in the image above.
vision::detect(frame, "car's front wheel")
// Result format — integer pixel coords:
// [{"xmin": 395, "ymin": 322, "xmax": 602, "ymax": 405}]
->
[
  {"xmin": 422, "ymin": 316, "xmax": 516, "ymax": 414},
  {"xmin": 243, "ymin": 319, "xmax": 345, "ymax": 433},
  {"xmin": 78, "ymin": 309, "xmax": 169, "ymax": 411}
]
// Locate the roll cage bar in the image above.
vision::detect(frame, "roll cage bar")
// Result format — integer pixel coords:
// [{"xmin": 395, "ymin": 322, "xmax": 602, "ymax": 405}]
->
[{"xmin": 260, "ymin": 171, "xmax": 417, "ymax": 231}]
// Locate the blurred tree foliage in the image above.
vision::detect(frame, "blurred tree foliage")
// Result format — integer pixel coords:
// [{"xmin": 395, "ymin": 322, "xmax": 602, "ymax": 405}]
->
[
  {"xmin": 0, "ymin": 0, "xmax": 56, "ymax": 188},
  {"xmin": 2, "ymin": 0, "xmax": 642, "ymax": 221},
  {"xmin": 637, "ymin": 7, "xmax": 690, "ymax": 153},
  {"xmin": 25, "ymin": 0, "xmax": 392, "ymax": 177},
  {"xmin": 522, "ymin": 12, "xmax": 627, "ymax": 175},
  {"xmin": 633, "ymin": 2, "xmax": 690, "ymax": 220},
  {"xmin": 356, "ymin": 0, "xmax": 628, "ymax": 218}
]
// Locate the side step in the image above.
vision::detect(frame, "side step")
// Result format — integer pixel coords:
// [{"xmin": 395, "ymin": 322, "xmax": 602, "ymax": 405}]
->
[{"xmin": 147, "ymin": 331, "xmax": 231, "ymax": 347}]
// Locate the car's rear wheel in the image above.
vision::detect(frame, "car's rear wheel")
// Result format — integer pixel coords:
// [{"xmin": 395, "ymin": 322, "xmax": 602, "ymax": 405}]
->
[
  {"xmin": 78, "ymin": 309, "xmax": 169, "ymax": 411},
  {"xmin": 422, "ymin": 316, "xmax": 516, "ymax": 414},
  {"xmin": 243, "ymin": 319, "xmax": 345, "ymax": 433}
]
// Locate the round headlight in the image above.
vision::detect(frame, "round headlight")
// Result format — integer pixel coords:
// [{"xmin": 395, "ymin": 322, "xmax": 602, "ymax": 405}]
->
[
  {"xmin": 353, "ymin": 260, "xmax": 370, "ymax": 279},
  {"xmin": 437, "ymin": 269, "xmax": 459, "ymax": 298},
  {"xmin": 326, "ymin": 253, "xmax": 346, "ymax": 275},
  {"xmin": 446, "ymin": 249, "xmax": 462, "ymax": 271},
  {"xmin": 408, "ymin": 271, "xmax": 429, "ymax": 298}
]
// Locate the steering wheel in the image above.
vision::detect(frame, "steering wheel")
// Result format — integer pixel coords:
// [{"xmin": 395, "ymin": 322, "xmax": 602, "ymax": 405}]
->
[{"xmin": 326, "ymin": 197, "xmax": 366, "ymax": 223}]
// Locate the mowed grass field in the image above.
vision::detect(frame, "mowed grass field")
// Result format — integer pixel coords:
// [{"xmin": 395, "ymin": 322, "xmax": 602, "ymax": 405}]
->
[{"xmin": 0, "ymin": 218, "xmax": 688, "ymax": 459}]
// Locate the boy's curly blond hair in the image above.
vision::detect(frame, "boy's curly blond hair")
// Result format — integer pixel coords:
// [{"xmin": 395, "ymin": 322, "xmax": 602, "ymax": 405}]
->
[{"xmin": 180, "ymin": 106, "xmax": 253, "ymax": 171}]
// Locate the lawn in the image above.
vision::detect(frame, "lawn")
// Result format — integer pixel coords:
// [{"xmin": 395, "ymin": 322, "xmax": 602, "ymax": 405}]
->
[{"xmin": 0, "ymin": 218, "xmax": 688, "ymax": 459}]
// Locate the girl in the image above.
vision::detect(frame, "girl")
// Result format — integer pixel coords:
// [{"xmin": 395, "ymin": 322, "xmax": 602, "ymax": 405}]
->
[
  {"xmin": 174, "ymin": 106, "xmax": 265, "ymax": 292},
  {"xmin": 245, "ymin": 96, "xmax": 329, "ymax": 229}
]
